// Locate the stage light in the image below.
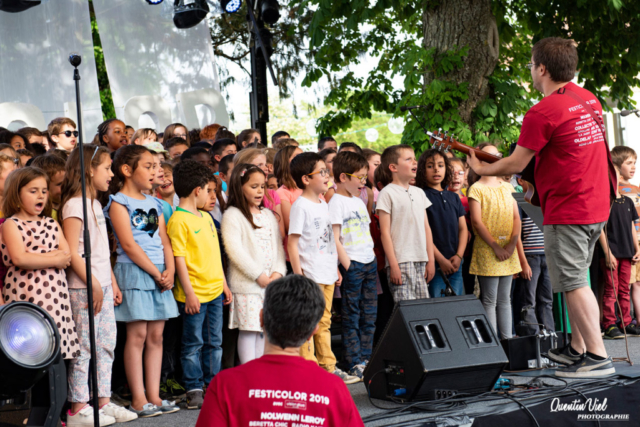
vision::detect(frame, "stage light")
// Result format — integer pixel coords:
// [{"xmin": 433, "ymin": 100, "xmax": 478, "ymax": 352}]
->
[
  {"xmin": 261, "ymin": 0, "xmax": 280, "ymax": 24},
  {"xmin": 173, "ymin": 0, "xmax": 210, "ymax": 29},
  {"xmin": 221, "ymin": 0, "xmax": 242, "ymax": 13},
  {"xmin": 0, "ymin": 302, "xmax": 59, "ymax": 394},
  {"xmin": 0, "ymin": 0, "xmax": 41, "ymax": 13}
]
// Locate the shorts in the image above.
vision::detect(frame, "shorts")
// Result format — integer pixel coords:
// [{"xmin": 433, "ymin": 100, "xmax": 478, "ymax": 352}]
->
[
  {"xmin": 543, "ymin": 222, "xmax": 604, "ymax": 293},
  {"xmin": 630, "ymin": 262, "xmax": 640, "ymax": 284},
  {"xmin": 385, "ymin": 261, "xmax": 428, "ymax": 302}
]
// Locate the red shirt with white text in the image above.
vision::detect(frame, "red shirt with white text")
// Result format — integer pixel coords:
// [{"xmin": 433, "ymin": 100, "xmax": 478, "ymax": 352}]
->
[
  {"xmin": 195, "ymin": 355, "xmax": 364, "ymax": 427},
  {"xmin": 517, "ymin": 82, "xmax": 609, "ymax": 225}
]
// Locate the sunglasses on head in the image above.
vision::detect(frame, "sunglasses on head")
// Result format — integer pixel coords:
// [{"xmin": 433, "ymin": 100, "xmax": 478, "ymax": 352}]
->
[{"xmin": 58, "ymin": 130, "xmax": 79, "ymax": 138}]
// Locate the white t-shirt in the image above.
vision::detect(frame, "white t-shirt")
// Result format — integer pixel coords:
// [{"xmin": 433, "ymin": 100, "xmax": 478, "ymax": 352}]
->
[
  {"xmin": 376, "ymin": 183, "xmax": 432, "ymax": 265},
  {"xmin": 289, "ymin": 196, "xmax": 338, "ymax": 285},
  {"xmin": 62, "ymin": 198, "xmax": 112, "ymax": 289},
  {"xmin": 328, "ymin": 193, "xmax": 375, "ymax": 264}
]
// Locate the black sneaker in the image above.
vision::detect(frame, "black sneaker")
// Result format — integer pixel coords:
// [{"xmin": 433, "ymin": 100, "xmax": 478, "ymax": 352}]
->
[
  {"xmin": 186, "ymin": 390, "xmax": 204, "ymax": 410},
  {"xmin": 604, "ymin": 325, "xmax": 624, "ymax": 340},
  {"xmin": 546, "ymin": 344, "xmax": 582, "ymax": 366},
  {"xmin": 624, "ymin": 324, "xmax": 640, "ymax": 336},
  {"xmin": 555, "ymin": 354, "xmax": 615, "ymax": 378}
]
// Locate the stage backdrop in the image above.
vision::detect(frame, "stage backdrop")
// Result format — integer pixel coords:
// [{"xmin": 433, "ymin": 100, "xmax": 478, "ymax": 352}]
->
[
  {"xmin": 92, "ymin": 0, "xmax": 229, "ymax": 132},
  {"xmin": 0, "ymin": 0, "xmax": 103, "ymax": 138}
]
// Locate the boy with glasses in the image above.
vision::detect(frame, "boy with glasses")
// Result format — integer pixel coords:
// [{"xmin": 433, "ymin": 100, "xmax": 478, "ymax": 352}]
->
[
  {"xmin": 288, "ymin": 152, "xmax": 359, "ymax": 385},
  {"xmin": 328, "ymin": 151, "xmax": 377, "ymax": 380}
]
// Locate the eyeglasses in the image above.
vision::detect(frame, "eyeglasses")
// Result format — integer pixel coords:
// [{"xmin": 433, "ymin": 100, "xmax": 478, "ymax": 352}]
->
[
  {"xmin": 175, "ymin": 133, "xmax": 187, "ymax": 139},
  {"xmin": 525, "ymin": 62, "xmax": 535, "ymax": 70},
  {"xmin": 307, "ymin": 168, "xmax": 330, "ymax": 178},
  {"xmin": 345, "ymin": 173, "xmax": 367, "ymax": 183},
  {"xmin": 454, "ymin": 170, "xmax": 465, "ymax": 176},
  {"xmin": 57, "ymin": 130, "xmax": 79, "ymax": 138}
]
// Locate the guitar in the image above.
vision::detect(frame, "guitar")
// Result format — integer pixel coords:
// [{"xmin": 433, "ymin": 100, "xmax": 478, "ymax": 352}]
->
[{"xmin": 426, "ymin": 130, "xmax": 540, "ymax": 206}]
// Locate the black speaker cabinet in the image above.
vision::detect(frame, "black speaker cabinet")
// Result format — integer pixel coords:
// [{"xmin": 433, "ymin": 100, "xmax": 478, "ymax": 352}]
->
[{"xmin": 364, "ymin": 295, "xmax": 508, "ymax": 402}]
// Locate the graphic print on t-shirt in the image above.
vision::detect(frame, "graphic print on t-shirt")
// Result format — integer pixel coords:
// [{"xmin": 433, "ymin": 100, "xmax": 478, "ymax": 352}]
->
[
  {"xmin": 341, "ymin": 209, "xmax": 372, "ymax": 248},
  {"xmin": 316, "ymin": 218, "xmax": 335, "ymax": 255},
  {"xmin": 130, "ymin": 208, "xmax": 159, "ymax": 236}
]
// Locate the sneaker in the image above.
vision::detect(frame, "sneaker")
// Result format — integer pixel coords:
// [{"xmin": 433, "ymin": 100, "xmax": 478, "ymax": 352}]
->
[
  {"xmin": 67, "ymin": 405, "xmax": 116, "ymax": 427},
  {"xmin": 333, "ymin": 368, "xmax": 360, "ymax": 385},
  {"xmin": 349, "ymin": 360, "xmax": 369, "ymax": 381},
  {"xmin": 157, "ymin": 400, "xmax": 180, "ymax": 414},
  {"xmin": 546, "ymin": 344, "xmax": 582, "ymax": 366},
  {"xmin": 128, "ymin": 403, "xmax": 162, "ymax": 418},
  {"xmin": 101, "ymin": 403, "xmax": 138, "ymax": 423},
  {"xmin": 624, "ymin": 323, "xmax": 640, "ymax": 336},
  {"xmin": 555, "ymin": 354, "xmax": 616, "ymax": 378},
  {"xmin": 186, "ymin": 390, "xmax": 204, "ymax": 410},
  {"xmin": 109, "ymin": 392, "xmax": 131, "ymax": 408},
  {"xmin": 604, "ymin": 325, "xmax": 624, "ymax": 340}
]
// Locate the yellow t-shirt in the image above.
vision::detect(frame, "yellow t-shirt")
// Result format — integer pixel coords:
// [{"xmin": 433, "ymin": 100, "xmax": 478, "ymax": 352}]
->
[
  {"xmin": 167, "ymin": 207, "xmax": 224, "ymax": 303},
  {"xmin": 468, "ymin": 181, "xmax": 521, "ymax": 277}
]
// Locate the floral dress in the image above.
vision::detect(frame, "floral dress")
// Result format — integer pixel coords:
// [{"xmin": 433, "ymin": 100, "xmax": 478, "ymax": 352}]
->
[
  {"xmin": 229, "ymin": 211, "xmax": 273, "ymax": 331},
  {"xmin": 0, "ymin": 217, "xmax": 80, "ymax": 359}
]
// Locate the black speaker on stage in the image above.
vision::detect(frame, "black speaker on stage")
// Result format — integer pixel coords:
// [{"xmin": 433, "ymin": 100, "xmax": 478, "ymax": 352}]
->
[{"xmin": 364, "ymin": 295, "xmax": 508, "ymax": 402}]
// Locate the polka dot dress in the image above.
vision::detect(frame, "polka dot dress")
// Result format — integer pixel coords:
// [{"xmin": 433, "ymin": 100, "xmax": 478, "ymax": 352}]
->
[{"xmin": 0, "ymin": 217, "xmax": 80, "ymax": 359}]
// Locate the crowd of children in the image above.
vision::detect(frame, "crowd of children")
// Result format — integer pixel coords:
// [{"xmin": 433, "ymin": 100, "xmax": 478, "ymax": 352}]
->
[{"xmin": 0, "ymin": 118, "xmax": 639, "ymax": 426}]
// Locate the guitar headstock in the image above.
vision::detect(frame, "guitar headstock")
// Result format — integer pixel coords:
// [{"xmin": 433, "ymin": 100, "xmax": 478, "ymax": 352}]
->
[{"xmin": 427, "ymin": 129, "xmax": 458, "ymax": 153}]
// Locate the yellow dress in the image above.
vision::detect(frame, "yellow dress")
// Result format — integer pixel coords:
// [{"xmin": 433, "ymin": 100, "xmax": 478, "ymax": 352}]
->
[{"xmin": 468, "ymin": 181, "xmax": 521, "ymax": 276}]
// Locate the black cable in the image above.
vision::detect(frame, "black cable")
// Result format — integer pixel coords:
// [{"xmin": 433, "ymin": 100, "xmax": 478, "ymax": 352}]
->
[
  {"xmin": 567, "ymin": 386, "xmax": 601, "ymax": 427},
  {"xmin": 503, "ymin": 394, "xmax": 541, "ymax": 427}
]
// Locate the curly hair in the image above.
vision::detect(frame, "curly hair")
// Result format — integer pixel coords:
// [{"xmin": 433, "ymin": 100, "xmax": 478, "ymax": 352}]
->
[{"xmin": 415, "ymin": 148, "xmax": 453, "ymax": 190}]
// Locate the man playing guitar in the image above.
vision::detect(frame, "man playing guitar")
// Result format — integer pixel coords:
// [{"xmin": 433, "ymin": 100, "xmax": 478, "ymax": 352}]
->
[{"xmin": 467, "ymin": 37, "xmax": 615, "ymax": 378}]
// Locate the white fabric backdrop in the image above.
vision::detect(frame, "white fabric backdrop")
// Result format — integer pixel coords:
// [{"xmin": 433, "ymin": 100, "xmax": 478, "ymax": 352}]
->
[
  {"xmin": 0, "ymin": 0, "xmax": 102, "ymax": 137},
  {"xmin": 92, "ymin": 0, "xmax": 225, "ymax": 131}
]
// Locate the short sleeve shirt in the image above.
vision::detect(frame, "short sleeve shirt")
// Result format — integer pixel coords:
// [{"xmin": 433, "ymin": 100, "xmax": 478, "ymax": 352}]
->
[
  {"xmin": 288, "ymin": 197, "xmax": 338, "ymax": 284},
  {"xmin": 328, "ymin": 193, "xmax": 375, "ymax": 264},
  {"xmin": 607, "ymin": 196, "xmax": 639, "ymax": 258},
  {"xmin": 517, "ymin": 82, "xmax": 610, "ymax": 225},
  {"xmin": 424, "ymin": 187, "xmax": 466, "ymax": 259},
  {"xmin": 376, "ymin": 184, "xmax": 431, "ymax": 265},
  {"xmin": 167, "ymin": 207, "xmax": 224, "ymax": 303},
  {"xmin": 63, "ymin": 198, "xmax": 112, "ymax": 289}
]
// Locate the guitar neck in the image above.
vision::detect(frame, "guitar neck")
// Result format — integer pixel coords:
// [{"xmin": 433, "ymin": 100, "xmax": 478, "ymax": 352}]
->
[{"xmin": 450, "ymin": 141, "xmax": 503, "ymax": 164}]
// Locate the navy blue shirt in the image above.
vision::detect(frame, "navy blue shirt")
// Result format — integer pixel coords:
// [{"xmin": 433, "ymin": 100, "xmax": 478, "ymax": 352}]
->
[{"xmin": 423, "ymin": 187, "xmax": 466, "ymax": 259}]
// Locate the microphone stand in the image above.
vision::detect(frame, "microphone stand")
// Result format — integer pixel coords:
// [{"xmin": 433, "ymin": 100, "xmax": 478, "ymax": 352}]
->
[{"xmin": 70, "ymin": 54, "xmax": 100, "ymax": 427}]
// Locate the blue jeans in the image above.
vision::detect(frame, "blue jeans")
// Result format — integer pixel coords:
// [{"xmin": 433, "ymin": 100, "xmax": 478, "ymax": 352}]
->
[
  {"xmin": 178, "ymin": 294, "xmax": 223, "ymax": 391},
  {"xmin": 429, "ymin": 258, "xmax": 464, "ymax": 297},
  {"xmin": 339, "ymin": 260, "xmax": 378, "ymax": 371}
]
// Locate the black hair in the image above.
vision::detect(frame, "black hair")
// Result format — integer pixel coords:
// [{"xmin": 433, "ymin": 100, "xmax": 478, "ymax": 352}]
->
[
  {"xmin": 219, "ymin": 153, "xmax": 235, "ymax": 176},
  {"xmin": 317, "ymin": 136, "xmax": 336, "ymax": 151},
  {"xmin": 193, "ymin": 141, "xmax": 213, "ymax": 149},
  {"xmin": 333, "ymin": 151, "xmax": 369, "ymax": 183},
  {"xmin": 189, "ymin": 128, "xmax": 202, "ymax": 145},
  {"xmin": 416, "ymin": 148, "xmax": 453, "ymax": 190},
  {"xmin": 339, "ymin": 141, "xmax": 363, "ymax": 155},
  {"xmin": 180, "ymin": 146, "xmax": 210, "ymax": 162},
  {"xmin": 290, "ymin": 152, "xmax": 322, "ymax": 190},
  {"xmin": 263, "ymin": 275, "xmax": 325, "ymax": 349},
  {"xmin": 211, "ymin": 138, "xmax": 237, "ymax": 157},
  {"xmin": 97, "ymin": 118, "xmax": 122, "ymax": 147},
  {"xmin": 164, "ymin": 136, "xmax": 190, "ymax": 150},
  {"xmin": 173, "ymin": 159, "xmax": 212, "ymax": 198},
  {"xmin": 28, "ymin": 142, "xmax": 46, "ymax": 157},
  {"xmin": 271, "ymin": 130, "xmax": 290, "ymax": 147}
]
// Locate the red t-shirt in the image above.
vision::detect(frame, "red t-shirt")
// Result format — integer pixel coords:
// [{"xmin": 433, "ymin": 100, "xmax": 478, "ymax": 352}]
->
[
  {"xmin": 196, "ymin": 355, "xmax": 364, "ymax": 427},
  {"xmin": 517, "ymin": 82, "xmax": 610, "ymax": 225}
]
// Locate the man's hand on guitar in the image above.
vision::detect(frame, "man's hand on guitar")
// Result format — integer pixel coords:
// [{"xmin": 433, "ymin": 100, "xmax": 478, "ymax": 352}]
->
[
  {"xmin": 490, "ymin": 242, "xmax": 511, "ymax": 262},
  {"xmin": 466, "ymin": 150, "xmax": 484, "ymax": 175}
]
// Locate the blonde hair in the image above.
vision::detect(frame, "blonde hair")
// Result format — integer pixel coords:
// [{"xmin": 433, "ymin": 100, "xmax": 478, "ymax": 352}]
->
[
  {"xmin": 0, "ymin": 153, "xmax": 17, "ymax": 174},
  {"xmin": 130, "ymin": 128, "xmax": 157, "ymax": 145}
]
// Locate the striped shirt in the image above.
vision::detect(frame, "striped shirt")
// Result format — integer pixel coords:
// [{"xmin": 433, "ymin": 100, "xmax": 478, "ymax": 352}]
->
[{"xmin": 520, "ymin": 209, "xmax": 544, "ymax": 255}]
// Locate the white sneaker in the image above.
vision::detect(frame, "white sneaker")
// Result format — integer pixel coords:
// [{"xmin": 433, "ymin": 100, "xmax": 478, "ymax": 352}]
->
[
  {"xmin": 333, "ymin": 367, "xmax": 361, "ymax": 385},
  {"xmin": 102, "ymin": 402, "xmax": 138, "ymax": 423},
  {"xmin": 67, "ymin": 405, "xmax": 116, "ymax": 427}
]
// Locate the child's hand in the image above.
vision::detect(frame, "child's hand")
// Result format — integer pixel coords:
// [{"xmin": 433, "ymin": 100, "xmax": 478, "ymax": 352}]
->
[
  {"xmin": 92, "ymin": 281, "xmax": 104, "ymax": 315},
  {"xmin": 390, "ymin": 264, "xmax": 403, "ymax": 285},
  {"xmin": 633, "ymin": 250, "xmax": 640, "ymax": 265},
  {"xmin": 54, "ymin": 250, "xmax": 72, "ymax": 269},
  {"xmin": 336, "ymin": 269, "xmax": 342, "ymax": 287},
  {"xmin": 161, "ymin": 267, "xmax": 175, "ymax": 288},
  {"xmin": 425, "ymin": 260, "xmax": 436, "ymax": 283},
  {"xmin": 257, "ymin": 273, "xmax": 272, "ymax": 288},
  {"xmin": 185, "ymin": 293, "xmax": 201, "ymax": 315},
  {"xmin": 112, "ymin": 283, "xmax": 123, "ymax": 307},
  {"xmin": 223, "ymin": 283, "xmax": 233, "ymax": 305},
  {"xmin": 605, "ymin": 254, "xmax": 618, "ymax": 270},
  {"xmin": 269, "ymin": 272, "xmax": 283, "ymax": 282},
  {"xmin": 438, "ymin": 258, "xmax": 456, "ymax": 276},
  {"xmin": 520, "ymin": 262, "xmax": 533, "ymax": 281},
  {"xmin": 491, "ymin": 243, "xmax": 511, "ymax": 262},
  {"xmin": 449, "ymin": 255, "xmax": 461, "ymax": 272}
]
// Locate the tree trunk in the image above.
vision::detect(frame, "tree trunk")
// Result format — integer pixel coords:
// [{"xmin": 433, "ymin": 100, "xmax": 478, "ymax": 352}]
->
[{"xmin": 423, "ymin": 0, "xmax": 499, "ymax": 126}]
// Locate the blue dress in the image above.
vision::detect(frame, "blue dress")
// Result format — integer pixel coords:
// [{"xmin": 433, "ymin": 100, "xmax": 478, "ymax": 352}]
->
[{"xmin": 104, "ymin": 193, "xmax": 178, "ymax": 322}]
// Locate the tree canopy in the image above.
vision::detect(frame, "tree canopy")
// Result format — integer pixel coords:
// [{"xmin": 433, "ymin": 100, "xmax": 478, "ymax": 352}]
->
[{"xmin": 293, "ymin": 0, "xmax": 640, "ymax": 153}]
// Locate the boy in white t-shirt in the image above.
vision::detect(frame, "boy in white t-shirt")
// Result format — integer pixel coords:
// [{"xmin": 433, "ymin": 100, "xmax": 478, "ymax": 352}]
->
[
  {"xmin": 376, "ymin": 144, "xmax": 435, "ymax": 302},
  {"xmin": 288, "ymin": 152, "xmax": 359, "ymax": 385},
  {"xmin": 328, "ymin": 151, "xmax": 377, "ymax": 380}
]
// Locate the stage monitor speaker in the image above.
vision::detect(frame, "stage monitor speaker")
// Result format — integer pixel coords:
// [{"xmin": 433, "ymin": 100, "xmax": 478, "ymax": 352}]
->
[{"xmin": 364, "ymin": 295, "xmax": 508, "ymax": 402}]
